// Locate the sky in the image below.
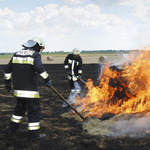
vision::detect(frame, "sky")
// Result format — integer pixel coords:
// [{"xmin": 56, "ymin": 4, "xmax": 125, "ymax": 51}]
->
[{"xmin": 0, "ymin": 0, "xmax": 150, "ymax": 53}]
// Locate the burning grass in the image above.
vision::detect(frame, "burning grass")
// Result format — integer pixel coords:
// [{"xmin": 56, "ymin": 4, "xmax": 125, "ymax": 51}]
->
[
  {"xmin": 61, "ymin": 48, "xmax": 150, "ymax": 138},
  {"xmin": 73, "ymin": 49, "xmax": 150, "ymax": 117}
]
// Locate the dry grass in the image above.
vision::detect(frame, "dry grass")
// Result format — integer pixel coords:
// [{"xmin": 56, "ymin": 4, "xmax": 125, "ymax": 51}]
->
[{"xmin": 0, "ymin": 53, "xmax": 127, "ymax": 64}]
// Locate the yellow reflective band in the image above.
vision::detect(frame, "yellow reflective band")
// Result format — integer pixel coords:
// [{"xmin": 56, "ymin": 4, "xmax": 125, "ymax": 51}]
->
[
  {"xmin": 12, "ymin": 114, "xmax": 23, "ymax": 120},
  {"xmin": 71, "ymin": 89, "xmax": 75, "ymax": 93},
  {"xmin": 40, "ymin": 71, "xmax": 49, "ymax": 79},
  {"xmin": 76, "ymin": 62, "xmax": 79, "ymax": 65},
  {"xmin": 12, "ymin": 57, "xmax": 34, "ymax": 65},
  {"xmin": 4, "ymin": 73, "xmax": 12, "ymax": 80},
  {"xmin": 28, "ymin": 122, "xmax": 40, "ymax": 127},
  {"xmin": 78, "ymin": 70, "xmax": 82, "ymax": 74},
  {"xmin": 68, "ymin": 76, "xmax": 71, "ymax": 80},
  {"xmin": 28, "ymin": 122, "xmax": 40, "ymax": 131},
  {"xmin": 68, "ymin": 59, "xmax": 72, "ymax": 64},
  {"xmin": 28, "ymin": 126, "xmax": 40, "ymax": 130},
  {"xmin": 64, "ymin": 65, "xmax": 69, "ymax": 69},
  {"xmin": 11, "ymin": 118, "xmax": 22, "ymax": 123},
  {"xmin": 14, "ymin": 90, "xmax": 40, "ymax": 98},
  {"xmin": 76, "ymin": 90, "xmax": 81, "ymax": 93}
]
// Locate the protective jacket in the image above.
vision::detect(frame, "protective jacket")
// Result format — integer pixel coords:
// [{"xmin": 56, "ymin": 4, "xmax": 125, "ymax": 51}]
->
[
  {"xmin": 64, "ymin": 53, "xmax": 82, "ymax": 81},
  {"xmin": 4, "ymin": 48, "xmax": 51, "ymax": 98}
]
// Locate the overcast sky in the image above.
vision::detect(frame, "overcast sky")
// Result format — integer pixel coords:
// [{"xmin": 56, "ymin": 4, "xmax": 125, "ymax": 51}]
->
[{"xmin": 0, "ymin": 0, "xmax": 150, "ymax": 53}]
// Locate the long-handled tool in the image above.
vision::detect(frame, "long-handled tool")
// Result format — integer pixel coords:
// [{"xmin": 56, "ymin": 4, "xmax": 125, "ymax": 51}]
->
[
  {"xmin": 50, "ymin": 86, "xmax": 85, "ymax": 120},
  {"xmin": 71, "ymin": 74, "xmax": 87, "ymax": 84}
]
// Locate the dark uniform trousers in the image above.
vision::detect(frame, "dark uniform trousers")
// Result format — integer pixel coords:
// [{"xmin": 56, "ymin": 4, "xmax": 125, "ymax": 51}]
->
[
  {"xmin": 10, "ymin": 97, "xmax": 41, "ymax": 138},
  {"xmin": 69, "ymin": 79, "xmax": 80, "ymax": 93}
]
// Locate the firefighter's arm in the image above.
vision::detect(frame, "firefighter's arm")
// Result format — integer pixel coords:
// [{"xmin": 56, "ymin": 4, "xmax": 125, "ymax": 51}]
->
[
  {"xmin": 34, "ymin": 54, "xmax": 52, "ymax": 87},
  {"xmin": 4, "ymin": 58, "xmax": 13, "ymax": 92},
  {"xmin": 64, "ymin": 56, "xmax": 71, "ymax": 75}
]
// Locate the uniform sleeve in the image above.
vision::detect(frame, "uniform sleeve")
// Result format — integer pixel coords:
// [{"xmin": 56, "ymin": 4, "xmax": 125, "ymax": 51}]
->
[
  {"xmin": 4, "ymin": 58, "xmax": 13, "ymax": 84},
  {"xmin": 64, "ymin": 55, "xmax": 70, "ymax": 72},
  {"xmin": 34, "ymin": 54, "xmax": 51, "ymax": 83}
]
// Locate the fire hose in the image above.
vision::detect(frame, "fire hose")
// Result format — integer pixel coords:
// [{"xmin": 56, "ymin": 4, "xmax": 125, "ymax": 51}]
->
[{"xmin": 50, "ymin": 85, "xmax": 85, "ymax": 120}]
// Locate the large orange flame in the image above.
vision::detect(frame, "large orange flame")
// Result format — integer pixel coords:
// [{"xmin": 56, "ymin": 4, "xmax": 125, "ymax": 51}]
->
[{"xmin": 75, "ymin": 47, "xmax": 150, "ymax": 118}]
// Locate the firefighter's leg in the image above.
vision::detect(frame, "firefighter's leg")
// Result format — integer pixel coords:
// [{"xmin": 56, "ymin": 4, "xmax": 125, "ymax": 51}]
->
[
  {"xmin": 27, "ymin": 98, "xmax": 41, "ymax": 139},
  {"xmin": 9, "ymin": 97, "xmax": 26, "ymax": 133},
  {"xmin": 75, "ymin": 80, "xmax": 81, "ymax": 95},
  {"xmin": 69, "ymin": 79, "xmax": 75, "ymax": 94}
]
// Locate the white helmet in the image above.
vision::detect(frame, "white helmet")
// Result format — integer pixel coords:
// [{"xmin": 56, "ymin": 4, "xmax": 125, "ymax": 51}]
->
[
  {"xmin": 22, "ymin": 37, "xmax": 45, "ymax": 49},
  {"xmin": 71, "ymin": 48, "xmax": 80, "ymax": 55},
  {"xmin": 32, "ymin": 37, "xmax": 45, "ymax": 49}
]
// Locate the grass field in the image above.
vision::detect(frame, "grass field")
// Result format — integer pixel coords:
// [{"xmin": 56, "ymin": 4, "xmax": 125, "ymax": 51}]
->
[{"xmin": 0, "ymin": 52, "xmax": 129, "ymax": 64}]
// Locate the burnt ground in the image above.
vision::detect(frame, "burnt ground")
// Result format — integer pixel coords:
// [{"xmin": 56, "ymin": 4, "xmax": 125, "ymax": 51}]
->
[{"xmin": 0, "ymin": 64, "xmax": 150, "ymax": 150}]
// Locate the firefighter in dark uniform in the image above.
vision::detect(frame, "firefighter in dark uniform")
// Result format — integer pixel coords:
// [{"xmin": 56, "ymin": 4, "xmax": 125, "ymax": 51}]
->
[
  {"xmin": 4, "ymin": 37, "xmax": 52, "ymax": 140},
  {"xmin": 64, "ymin": 48, "xmax": 82, "ymax": 95}
]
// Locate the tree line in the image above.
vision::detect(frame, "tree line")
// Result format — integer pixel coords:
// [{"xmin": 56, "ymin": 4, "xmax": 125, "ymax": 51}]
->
[{"xmin": 0, "ymin": 50, "xmax": 130, "ymax": 55}]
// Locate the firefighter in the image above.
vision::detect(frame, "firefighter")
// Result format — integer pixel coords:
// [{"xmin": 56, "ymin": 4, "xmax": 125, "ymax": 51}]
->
[
  {"xmin": 64, "ymin": 48, "xmax": 83, "ymax": 95},
  {"xmin": 4, "ymin": 37, "xmax": 52, "ymax": 140}
]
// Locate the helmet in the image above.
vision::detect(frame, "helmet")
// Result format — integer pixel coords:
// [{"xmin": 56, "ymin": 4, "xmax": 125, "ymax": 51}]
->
[
  {"xmin": 22, "ymin": 37, "xmax": 45, "ymax": 49},
  {"xmin": 72, "ymin": 48, "xmax": 80, "ymax": 55},
  {"xmin": 32, "ymin": 37, "xmax": 45, "ymax": 49}
]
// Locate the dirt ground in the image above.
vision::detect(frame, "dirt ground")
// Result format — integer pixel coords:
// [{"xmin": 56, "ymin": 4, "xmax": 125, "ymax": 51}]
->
[{"xmin": 1, "ymin": 56, "xmax": 150, "ymax": 150}]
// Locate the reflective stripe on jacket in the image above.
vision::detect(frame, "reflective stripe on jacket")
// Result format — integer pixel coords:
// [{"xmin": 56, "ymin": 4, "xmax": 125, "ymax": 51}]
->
[
  {"xmin": 4, "ymin": 48, "xmax": 51, "ymax": 98},
  {"xmin": 64, "ymin": 54, "xmax": 82, "ymax": 80}
]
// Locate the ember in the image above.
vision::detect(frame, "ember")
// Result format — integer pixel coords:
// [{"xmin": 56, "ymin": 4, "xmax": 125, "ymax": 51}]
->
[{"xmin": 74, "ymin": 49, "xmax": 150, "ymax": 118}]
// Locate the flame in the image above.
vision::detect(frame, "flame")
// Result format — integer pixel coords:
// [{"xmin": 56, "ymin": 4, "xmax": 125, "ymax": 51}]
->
[
  {"xmin": 75, "ymin": 47, "xmax": 150, "ymax": 118},
  {"xmin": 146, "ymin": 130, "xmax": 150, "ymax": 133}
]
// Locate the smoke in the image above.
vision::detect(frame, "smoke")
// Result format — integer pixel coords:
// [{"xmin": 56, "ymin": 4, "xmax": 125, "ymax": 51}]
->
[
  {"xmin": 83, "ymin": 114, "xmax": 150, "ymax": 138},
  {"xmin": 98, "ymin": 53, "xmax": 130, "ymax": 80},
  {"xmin": 110, "ymin": 115, "xmax": 150, "ymax": 138},
  {"xmin": 63, "ymin": 81, "xmax": 81, "ymax": 107}
]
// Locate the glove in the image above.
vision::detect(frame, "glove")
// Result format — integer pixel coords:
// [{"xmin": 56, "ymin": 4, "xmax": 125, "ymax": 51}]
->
[
  {"xmin": 46, "ymin": 80, "xmax": 52, "ymax": 87},
  {"xmin": 72, "ymin": 76, "xmax": 78, "ymax": 81},
  {"xmin": 77, "ymin": 75, "xmax": 82, "ymax": 79},
  {"xmin": 67, "ymin": 70, "xmax": 71, "ymax": 76},
  {"xmin": 5, "ymin": 83, "xmax": 11, "ymax": 92}
]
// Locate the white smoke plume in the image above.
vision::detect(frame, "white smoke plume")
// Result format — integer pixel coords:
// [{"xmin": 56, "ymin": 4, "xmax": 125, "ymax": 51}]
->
[
  {"xmin": 63, "ymin": 81, "xmax": 81, "ymax": 107},
  {"xmin": 110, "ymin": 115, "xmax": 150, "ymax": 138},
  {"xmin": 83, "ymin": 114, "xmax": 150, "ymax": 138}
]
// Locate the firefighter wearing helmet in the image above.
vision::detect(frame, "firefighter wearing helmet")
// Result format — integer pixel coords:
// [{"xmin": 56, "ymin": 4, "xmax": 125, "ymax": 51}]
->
[
  {"xmin": 4, "ymin": 37, "xmax": 52, "ymax": 140},
  {"xmin": 64, "ymin": 48, "xmax": 83, "ymax": 100}
]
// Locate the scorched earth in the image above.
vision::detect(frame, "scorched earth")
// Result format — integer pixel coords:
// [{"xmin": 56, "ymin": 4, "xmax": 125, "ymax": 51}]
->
[{"xmin": 1, "ymin": 56, "xmax": 150, "ymax": 150}]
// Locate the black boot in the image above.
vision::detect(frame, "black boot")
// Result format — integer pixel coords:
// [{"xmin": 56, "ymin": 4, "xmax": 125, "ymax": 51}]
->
[{"xmin": 28, "ymin": 130, "xmax": 47, "ymax": 140}]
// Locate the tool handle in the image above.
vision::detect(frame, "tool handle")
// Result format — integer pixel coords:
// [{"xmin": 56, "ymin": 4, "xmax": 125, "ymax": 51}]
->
[{"xmin": 50, "ymin": 86, "xmax": 85, "ymax": 120}]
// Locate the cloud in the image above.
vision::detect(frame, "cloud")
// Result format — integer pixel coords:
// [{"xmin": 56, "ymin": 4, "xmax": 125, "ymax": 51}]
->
[
  {"xmin": 0, "ymin": 2, "xmax": 150, "ymax": 52},
  {"xmin": 64, "ymin": 0, "xmax": 84, "ymax": 5},
  {"xmin": 120, "ymin": 0, "xmax": 150, "ymax": 19},
  {"xmin": 89, "ymin": 0, "xmax": 127, "ymax": 6}
]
